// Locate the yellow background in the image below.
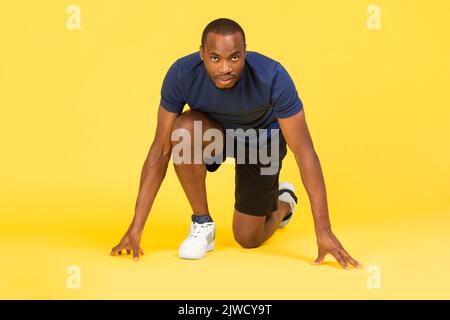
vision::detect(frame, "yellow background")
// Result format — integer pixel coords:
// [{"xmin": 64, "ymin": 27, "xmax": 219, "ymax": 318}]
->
[{"xmin": 1, "ymin": 0, "xmax": 449, "ymax": 299}]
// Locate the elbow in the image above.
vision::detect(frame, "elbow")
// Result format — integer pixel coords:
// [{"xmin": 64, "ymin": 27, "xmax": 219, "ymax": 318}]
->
[
  {"xmin": 294, "ymin": 147, "xmax": 318, "ymax": 164},
  {"xmin": 144, "ymin": 144, "xmax": 172, "ymax": 168},
  {"xmin": 141, "ymin": 151, "xmax": 171, "ymax": 181}
]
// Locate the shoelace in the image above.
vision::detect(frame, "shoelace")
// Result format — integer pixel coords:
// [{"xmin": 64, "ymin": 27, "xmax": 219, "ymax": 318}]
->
[{"xmin": 188, "ymin": 223, "xmax": 212, "ymax": 239}]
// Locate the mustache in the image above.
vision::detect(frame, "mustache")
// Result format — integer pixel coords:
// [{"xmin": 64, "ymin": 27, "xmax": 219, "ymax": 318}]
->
[{"xmin": 214, "ymin": 74, "xmax": 237, "ymax": 79}]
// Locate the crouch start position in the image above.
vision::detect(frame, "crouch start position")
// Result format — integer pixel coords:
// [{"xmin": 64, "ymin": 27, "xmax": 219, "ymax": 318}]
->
[{"xmin": 111, "ymin": 18, "xmax": 362, "ymax": 270}]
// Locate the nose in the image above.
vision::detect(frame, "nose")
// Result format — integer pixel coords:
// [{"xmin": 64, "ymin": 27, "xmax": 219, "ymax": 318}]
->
[{"xmin": 218, "ymin": 61, "xmax": 232, "ymax": 74}]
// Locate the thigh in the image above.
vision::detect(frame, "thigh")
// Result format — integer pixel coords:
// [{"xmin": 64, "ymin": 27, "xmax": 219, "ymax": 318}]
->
[
  {"xmin": 173, "ymin": 110, "xmax": 226, "ymax": 169},
  {"xmin": 232, "ymin": 208, "xmax": 266, "ymax": 244},
  {"xmin": 233, "ymin": 132, "xmax": 288, "ymax": 216},
  {"xmin": 234, "ymin": 163, "xmax": 281, "ymax": 216},
  {"xmin": 174, "ymin": 110, "xmax": 224, "ymax": 134}
]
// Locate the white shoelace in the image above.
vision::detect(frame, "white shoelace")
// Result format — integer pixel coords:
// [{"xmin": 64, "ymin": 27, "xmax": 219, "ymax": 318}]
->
[{"xmin": 188, "ymin": 223, "xmax": 212, "ymax": 240}]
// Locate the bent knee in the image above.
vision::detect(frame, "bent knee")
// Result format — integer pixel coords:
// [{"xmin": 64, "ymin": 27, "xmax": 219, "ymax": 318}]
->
[
  {"xmin": 172, "ymin": 110, "xmax": 206, "ymax": 132},
  {"xmin": 233, "ymin": 233, "xmax": 263, "ymax": 249}
]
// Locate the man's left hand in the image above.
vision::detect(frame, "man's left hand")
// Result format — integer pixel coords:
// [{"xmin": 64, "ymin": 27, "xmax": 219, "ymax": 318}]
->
[{"xmin": 312, "ymin": 229, "xmax": 363, "ymax": 269}]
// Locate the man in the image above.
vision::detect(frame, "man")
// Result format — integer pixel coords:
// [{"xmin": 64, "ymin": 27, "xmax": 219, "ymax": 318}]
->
[{"xmin": 111, "ymin": 18, "xmax": 362, "ymax": 269}]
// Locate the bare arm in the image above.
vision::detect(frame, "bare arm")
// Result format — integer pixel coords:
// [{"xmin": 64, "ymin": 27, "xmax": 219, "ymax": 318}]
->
[
  {"xmin": 131, "ymin": 106, "xmax": 178, "ymax": 230},
  {"xmin": 278, "ymin": 109, "xmax": 362, "ymax": 269},
  {"xmin": 111, "ymin": 106, "xmax": 178, "ymax": 260},
  {"xmin": 278, "ymin": 109, "xmax": 331, "ymax": 233}
]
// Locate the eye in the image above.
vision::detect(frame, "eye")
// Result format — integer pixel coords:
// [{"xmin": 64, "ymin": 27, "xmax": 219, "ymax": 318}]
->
[
  {"xmin": 210, "ymin": 56, "xmax": 219, "ymax": 62},
  {"xmin": 231, "ymin": 56, "xmax": 240, "ymax": 61}
]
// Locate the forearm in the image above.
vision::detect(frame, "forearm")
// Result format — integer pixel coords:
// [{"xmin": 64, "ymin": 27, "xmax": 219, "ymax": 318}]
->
[
  {"xmin": 130, "ymin": 143, "xmax": 172, "ymax": 231},
  {"xmin": 295, "ymin": 151, "xmax": 332, "ymax": 234}
]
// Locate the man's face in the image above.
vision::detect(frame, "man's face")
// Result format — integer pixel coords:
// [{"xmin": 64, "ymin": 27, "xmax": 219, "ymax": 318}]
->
[{"xmin": 200, "ymin": 32, "xmax": 246, "ymax": 90}]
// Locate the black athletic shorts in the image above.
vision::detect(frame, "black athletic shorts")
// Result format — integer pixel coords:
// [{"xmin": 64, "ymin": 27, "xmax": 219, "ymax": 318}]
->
[{"xmin": 205, "ymin": 131, "xmax": 288, "ymax": 217}]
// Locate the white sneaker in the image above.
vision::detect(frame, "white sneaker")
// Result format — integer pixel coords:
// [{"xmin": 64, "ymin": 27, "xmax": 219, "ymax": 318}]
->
[
  {"xmin": 178, "ymin": 221, "xmax": 215, "ymax": 259},
  {"xmin": 278, "ymin": 182, "xmax": 298, "ymax": 228}
]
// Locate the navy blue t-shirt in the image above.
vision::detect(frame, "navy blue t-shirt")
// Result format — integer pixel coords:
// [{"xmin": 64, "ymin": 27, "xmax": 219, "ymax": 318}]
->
[{"xmin": 160, "ymin": 51, "xmax": 303, "ymax": 135}]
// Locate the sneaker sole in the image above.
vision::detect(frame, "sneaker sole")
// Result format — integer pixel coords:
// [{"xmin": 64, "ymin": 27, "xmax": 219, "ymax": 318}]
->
[
  {"xmin": 178, "ymin": 241, "xmax": 215, "ymax": 260},
  {"xmin": 278, "ymin": 182, "xmax": 297, "ymax": 229}
]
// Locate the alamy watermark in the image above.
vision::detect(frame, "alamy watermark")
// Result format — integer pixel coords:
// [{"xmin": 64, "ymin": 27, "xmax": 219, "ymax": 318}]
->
[
  {"xmin": 367, "ymin": 4, "xmax": 382, "ymax": 30},
  {"xmin": 366, "ymin": 265, "xmax": 381, "ymax": 290},
  {"xmin": 66, "ymin": 5, "xmax": 81, "ymax": 30},
  {"xmin": 66, "ymin": 265, "xmax": 81, "ymax": 290},
  {"xmin": 171, "ymin": 121, "xmax": 281, "ymax": 175}
]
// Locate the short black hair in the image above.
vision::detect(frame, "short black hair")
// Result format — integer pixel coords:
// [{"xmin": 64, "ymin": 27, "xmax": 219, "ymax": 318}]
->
[{"xmin": 201, "ymin": 18, "xmax": 246, "ymax": 48}]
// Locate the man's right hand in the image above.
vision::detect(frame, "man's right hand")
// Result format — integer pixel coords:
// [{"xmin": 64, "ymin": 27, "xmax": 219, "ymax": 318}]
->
[
  {"xmin": 110, "ymin": 107, "xmax": 178, "ymax": 262},
  {"xmin": 111, "ymin": 228, "xmax": 145, "ymax": 261}
]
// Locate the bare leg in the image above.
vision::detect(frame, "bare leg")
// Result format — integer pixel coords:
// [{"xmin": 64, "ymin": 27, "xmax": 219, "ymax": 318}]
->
[
  {"xmin": 173, "ymin": 162, "xmax": 208, "ymax": 215},
  {"xmin": 261, "ymin": 201, "xmax": 291, "ymax": 240},
  {"xmin": 232, "ymin": 200, "xmax": 291, "ymax": 248},
  {"xmin": 171, "ymin": 110, "xmax": 224, "ymax": 216}
]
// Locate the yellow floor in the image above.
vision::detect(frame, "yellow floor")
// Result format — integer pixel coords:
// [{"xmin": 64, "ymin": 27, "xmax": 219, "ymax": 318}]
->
[
  {"xmin": 1, "ymin": 168, "xmax": 449, "ymax": 300},
  {"xmin": 1, "ymin": 0, "xmax": 450, "ymax": 300}
]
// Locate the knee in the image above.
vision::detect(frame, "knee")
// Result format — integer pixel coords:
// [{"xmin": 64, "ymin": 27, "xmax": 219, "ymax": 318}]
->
[
  {"xmin": 233, "ymin": 233, "xmax": 263, "ymax": 249},
  {"xmin": 172, "ymin": 110, "xmax": 203, "ymax": 133},
  {"xmin": 171, "ymin": 111, "xmax": 204, "ymax": 148}
]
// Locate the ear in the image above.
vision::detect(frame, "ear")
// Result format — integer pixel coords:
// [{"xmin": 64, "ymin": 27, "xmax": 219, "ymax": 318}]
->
[{"xmin": 199, "ymin": 46, "xmax": 204, "ymax": 61}]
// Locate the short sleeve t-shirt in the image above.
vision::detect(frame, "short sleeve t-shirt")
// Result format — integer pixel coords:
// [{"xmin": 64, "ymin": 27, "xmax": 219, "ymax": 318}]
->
[{"xmin": 160, "ymin": 51, "xmax": 303, "ymax": 135}]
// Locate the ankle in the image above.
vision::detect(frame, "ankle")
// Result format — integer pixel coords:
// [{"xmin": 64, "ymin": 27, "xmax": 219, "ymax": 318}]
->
[
  {"xmin": 277, "ymin": 201, "xmax": 291, "ymax": 217},
  {"xmin": 192, "ymin": 213, "xmax": 213, "ymax": 224}
]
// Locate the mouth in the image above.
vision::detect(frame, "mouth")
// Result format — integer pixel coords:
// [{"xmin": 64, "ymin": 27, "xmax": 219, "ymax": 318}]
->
[{"xmin": 216, "ymin": 76, "xmax": 235, "ymax": 86}]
